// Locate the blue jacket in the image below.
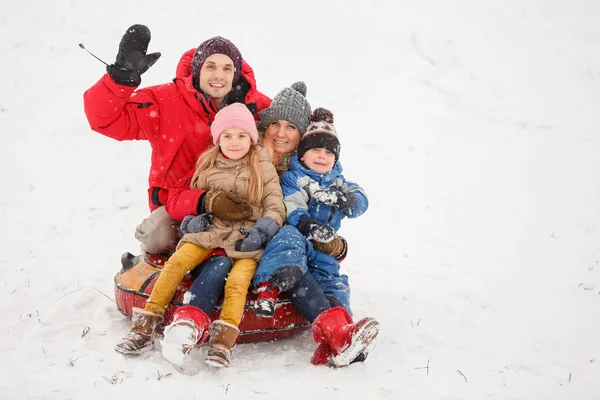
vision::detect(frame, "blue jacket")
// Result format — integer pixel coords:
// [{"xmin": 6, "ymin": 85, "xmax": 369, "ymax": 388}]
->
[{"xmin": 280, "ymin": 154, "xmax": 368, "ymax": 231}]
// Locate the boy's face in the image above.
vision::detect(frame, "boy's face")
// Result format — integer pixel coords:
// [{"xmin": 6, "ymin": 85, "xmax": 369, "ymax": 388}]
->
[
  {"xmin": 199, "ymin": 53, "xmax": 235, "ymax": 107},
  {"xmin": 301, "ymin": 148, "xmax": 335, "ymax": 174},
  {"xmin": 219, "ymin": 128, "xmax": 251, "ymax": 160}
]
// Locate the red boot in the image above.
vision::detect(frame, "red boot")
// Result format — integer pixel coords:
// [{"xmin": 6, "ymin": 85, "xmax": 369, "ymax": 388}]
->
[
  {"xmin": 312, "ymin": 306, "xmax": 380, "ymax": 367},
  {"xmin": 253, "ymin": 282, "xmax": 279, "ymax": 318},
  {"xmin": 161, "ymin": 305, "xmax": 210, "ymax": 366}
]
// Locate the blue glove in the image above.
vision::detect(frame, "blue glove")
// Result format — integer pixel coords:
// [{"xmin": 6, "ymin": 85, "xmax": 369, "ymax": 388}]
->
[
  {"xmin": 312, "ymin": 186, "xmax": 357, "ymax": 213},
  {"xmin": 180, "ymin": 213, "xmax": 212, "ymax": 234},
  {"xmin": 235, "ymin": 217, "xmax": 280, "ymax": 252},
  {"xmin": 298, "ymin": 216, "xmax": 337, "ymax": 243}
]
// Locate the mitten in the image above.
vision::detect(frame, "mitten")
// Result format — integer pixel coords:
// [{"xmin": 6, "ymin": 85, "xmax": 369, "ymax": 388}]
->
[
  {"xmin": 312, "ymin": 186, "xmax": 357, "ymax": 213},
  {"xmin": 227, "ymin": 76, "xmax": 250, "ymax": 104},
  {"xmin": 180, "ymin": 213, "xmax": 211, "ymax": 234},
  {"xmin": 234, "ymin": 216, "xmax": 279, "ymax": 252},
  {"xmin": 107, "ymin": 24, "xmax": 161, "ymax": 87},
  {"xmin": 298, "ymin": 216, "xmax": 337, "ymax": 243},
  {"xmin": 311, "ymin": 236, "xmax": 345, "ymax": 259},
  {"xmin": 203, "ymin": 190, "xmax": 252, "ymax": 221}
]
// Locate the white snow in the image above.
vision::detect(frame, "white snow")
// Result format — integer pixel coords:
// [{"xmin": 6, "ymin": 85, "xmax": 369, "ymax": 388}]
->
[{"xmin": 1, "ymin": 0, "xmax": 600, "ymax": 399}]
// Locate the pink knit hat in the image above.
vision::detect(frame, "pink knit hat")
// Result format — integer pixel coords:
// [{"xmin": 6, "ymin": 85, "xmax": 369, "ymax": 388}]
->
[{"xmin": 211, "ymin": 103, "xmax": 259, "ymax": 145}]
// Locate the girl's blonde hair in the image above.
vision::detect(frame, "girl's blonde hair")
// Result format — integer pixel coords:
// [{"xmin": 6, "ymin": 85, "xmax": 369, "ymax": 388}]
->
[
  {"xmin": 191, "ymin": 144, "xmax": 264, "ymax": 205},
  {"xmin": 259, "ymin": 134, "xmax": 277, "ymax": 166}
]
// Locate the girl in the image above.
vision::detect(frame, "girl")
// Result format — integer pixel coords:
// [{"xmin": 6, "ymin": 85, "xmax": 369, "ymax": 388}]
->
[{"xmin": 115, "ymin": 103, "xmax": 285, "ymax": 368}]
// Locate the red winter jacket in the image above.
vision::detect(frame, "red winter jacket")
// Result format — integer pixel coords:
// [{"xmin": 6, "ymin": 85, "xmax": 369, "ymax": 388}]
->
[{"xmin": 83, "ymin": 48, "xmax": 271, "ymax": 217}]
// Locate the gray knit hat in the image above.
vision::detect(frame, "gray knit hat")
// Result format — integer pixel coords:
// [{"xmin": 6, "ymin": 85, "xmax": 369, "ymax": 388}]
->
[{"xmin": 258, "ymin": 82, "xmax": 312, "ymax": 134}]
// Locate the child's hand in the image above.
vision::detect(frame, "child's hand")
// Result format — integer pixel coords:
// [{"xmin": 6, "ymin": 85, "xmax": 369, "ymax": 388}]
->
[
  {"xmin": 313, "ymin": 186, "xmax": 357, "ymax": 213},
  {"xmin": 234, "ymin": 217, "xmax": 279, "ymax": 252},
  {"xmin": 298, "ymin": 216, "xmax": 337, "ymax": 243},
  {"xmin": 180, "ymin": 213, "xmax": 211, "ymax": 234}
]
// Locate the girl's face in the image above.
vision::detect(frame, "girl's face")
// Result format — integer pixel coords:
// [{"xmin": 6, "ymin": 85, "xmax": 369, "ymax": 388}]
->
[
  {"xmin": 264, "ymin": 120, "xmax": 301, "ymax": 154},
  {"xmin": 219, "ymin": 128, "xmax": 252, "ymax": 160},
  {"xmin": 301, "ymin": 148, "xmax": 335, "ymax": 175}
]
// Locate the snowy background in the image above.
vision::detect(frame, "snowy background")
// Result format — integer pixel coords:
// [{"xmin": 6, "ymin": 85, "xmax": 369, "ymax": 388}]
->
[{"xmin": 1, "ymin": 0, "xmax": 600, "ymax": 398}]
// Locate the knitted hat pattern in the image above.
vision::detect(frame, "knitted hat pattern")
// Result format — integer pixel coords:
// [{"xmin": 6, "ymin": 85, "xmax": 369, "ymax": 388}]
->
[
  {"xmin": 191, "ymin": 36, "xmax": 243, "ymax": 84},
  {"xmin": 297, "ymin": 107, "xmax": 341, "ymax": 162},
  {"xmin": 258, "ymin": 82, "xmax": 312, "ymax": 134}
]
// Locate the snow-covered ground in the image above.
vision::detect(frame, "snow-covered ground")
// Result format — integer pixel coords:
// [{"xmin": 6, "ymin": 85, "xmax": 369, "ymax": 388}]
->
[{"xmin": 1, "ymin": 1, "xmax": 600, "ymax": 398}]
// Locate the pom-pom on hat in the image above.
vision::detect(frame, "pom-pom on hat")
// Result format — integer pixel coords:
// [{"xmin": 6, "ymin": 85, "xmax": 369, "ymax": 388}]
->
[
  {"xmin": 191, "ymin": 36, "xmax": 243, "ymax": 87},
  {"xmin": 211, "ymin": 103, "xmax": 259, "ymax": 145},
  {"xmin": 297, "ymin": 107, "xmax": 341, "ymax": 162},
  {"xmin": 258, "ymin": 81, "xmax": 312, "ymax": 134}
]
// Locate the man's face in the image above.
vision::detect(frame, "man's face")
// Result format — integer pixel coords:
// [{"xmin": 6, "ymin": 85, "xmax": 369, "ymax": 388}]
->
[{"xmin": 199, "ymin": 53, "xmax": 235, "ymax": 107}]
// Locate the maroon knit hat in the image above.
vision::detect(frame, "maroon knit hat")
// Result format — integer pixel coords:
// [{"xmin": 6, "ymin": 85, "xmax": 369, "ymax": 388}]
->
[{"xmin": 191, "ymin": 36, "xmax": 243, "ymax": 84}]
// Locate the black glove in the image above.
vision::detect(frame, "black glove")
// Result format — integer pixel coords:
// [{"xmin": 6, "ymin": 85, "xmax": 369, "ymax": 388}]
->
[
  {"xmin": 107, "ymin": 24, "xmax": 161, "ymax": 87},
  {"xmin": 226, "ymin": 76, "xmax": 250, "ymax": 105},
  {"xmin": 298, "ymin": 216, "xmax": 337, "ymax": 243},
  {"xmin": 312, "ymin": 186, "xmax": 357, "ymax": 213},
  {"xmin": 180, "ymin": 213, "xmax": 212, "ymax": 234},
  {"xmin": 235, "ymin": 217, "xmax": 280, "ymax": 252}
]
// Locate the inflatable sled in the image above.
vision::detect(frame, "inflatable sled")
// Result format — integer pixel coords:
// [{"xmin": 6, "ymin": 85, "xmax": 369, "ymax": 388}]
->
[{"xmin": 114, "ymin": 252, "xmax": 310, "ymax": 343}]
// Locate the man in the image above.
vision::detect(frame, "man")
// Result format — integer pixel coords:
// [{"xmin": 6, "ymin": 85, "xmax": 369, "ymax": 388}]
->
[
  {"xmin": 84, "ymin": 25, "xmax": 271, "ymax": 355},
  {"xmin": 84, "ymin": 25, "xmax": 271, "ymax": 255}
]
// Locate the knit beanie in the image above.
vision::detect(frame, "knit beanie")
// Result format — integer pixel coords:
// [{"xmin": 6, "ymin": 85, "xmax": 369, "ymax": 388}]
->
[
  {"xmin": 258, "ymin": 82, "xmax": 312, "ymax": 134},
  {"xmin": 297, "ymin": 108, "xmax": 341, "ymax": 162},
  {"xmin": 191, "ymin": 36, "xmax": 243, "ymax": 85},
  {"xmin": 211, "ymin": 103, "xmax": 259, "ymax": 145}
]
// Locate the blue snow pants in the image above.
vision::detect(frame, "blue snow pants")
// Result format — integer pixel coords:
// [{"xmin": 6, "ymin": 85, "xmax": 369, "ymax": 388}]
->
[{"xmin": 253, "ymin": 225, "xmax": 351, "ymax": 316}]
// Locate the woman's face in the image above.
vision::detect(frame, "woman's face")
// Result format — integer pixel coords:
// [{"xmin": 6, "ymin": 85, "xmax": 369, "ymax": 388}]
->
[{"xmin": 264, "ymin": 120, "xmax": 301, "ymax": 154}]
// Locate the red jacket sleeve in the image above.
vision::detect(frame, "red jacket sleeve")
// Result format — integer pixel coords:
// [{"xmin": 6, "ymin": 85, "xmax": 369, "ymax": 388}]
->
[
  {"xmin": 83, "ymin": 74, "xmax": 157, "ymax": 141},
  {"xmin": 164, "ymin": 169, "xmax": 207, "ymax": 221}
]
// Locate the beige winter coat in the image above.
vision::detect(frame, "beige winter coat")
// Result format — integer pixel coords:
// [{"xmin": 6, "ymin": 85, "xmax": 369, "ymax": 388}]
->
[{"xmin": 178, "ymin": 146, "xmax": 285, "ymax": 262}]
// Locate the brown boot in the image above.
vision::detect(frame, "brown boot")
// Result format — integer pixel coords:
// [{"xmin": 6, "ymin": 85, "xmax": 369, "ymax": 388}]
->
[
  {"xmin": 204, "ymin": 320, "xmax": 239, "ymax": 368},
  {"xmin": 115, "ymin": 307, "xmax": 163, "ymax": 355}
]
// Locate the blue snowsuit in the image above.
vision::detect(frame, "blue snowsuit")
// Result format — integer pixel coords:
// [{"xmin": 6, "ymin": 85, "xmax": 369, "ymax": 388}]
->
[{"xmin": 253, "ymin": 154, "xmax": 368, "ymax": 313}]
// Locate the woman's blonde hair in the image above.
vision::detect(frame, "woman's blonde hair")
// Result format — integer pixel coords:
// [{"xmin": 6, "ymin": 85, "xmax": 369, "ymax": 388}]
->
[{"xmin": 191, "ymin": 144, "xmax": 264, "ymax": 205}]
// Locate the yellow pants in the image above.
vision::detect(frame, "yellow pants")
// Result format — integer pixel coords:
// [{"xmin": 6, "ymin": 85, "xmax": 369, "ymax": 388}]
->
[{"xmin": 145, "ymin": 243, "xmax": 257, "ymax": 327}]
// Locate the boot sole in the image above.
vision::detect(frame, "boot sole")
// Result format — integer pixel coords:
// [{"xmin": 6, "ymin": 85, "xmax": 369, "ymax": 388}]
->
[
  {"xmin": 331, "ymin": 319, "xmax": 380, "ymax": 367},
  {"xmin": 253, "ymin": 309, "xmax": 275, "ymax": 318},
  {"xmin": 205, "ymin": 356, "xmax": 229, "ymax": 368},
  {"xmin": 114, "ymin": 342, "xmax": 154, "ymax": 356}
]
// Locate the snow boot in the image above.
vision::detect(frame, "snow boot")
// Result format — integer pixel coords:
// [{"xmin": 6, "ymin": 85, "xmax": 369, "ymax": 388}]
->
[
  {"xmin": 205, "ymin": 320, "xmax": 239, "ymax": 368},
  {"xmin": 115, "ymin": 307, "xmax": 162, "ymax": 355},
  {"xmin": 312, "ymin": 306, "xmax": 380, "ymax": 367},
  {"xmin": 253, "ymin": 282, "xmax": 279, "ymax": 318},
  {"xmin": 161, "ymin": 305, "xmax": 211, "ymax": 366},
  {"xmin": 311, "ymin": 343, "xmax": 370, "ymax": 366}
]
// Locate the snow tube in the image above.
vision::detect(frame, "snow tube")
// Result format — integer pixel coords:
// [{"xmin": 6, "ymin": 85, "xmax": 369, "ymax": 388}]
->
[{"xmin": 114, "ymin": 252, "xmax": 310, "ymax": 343}]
